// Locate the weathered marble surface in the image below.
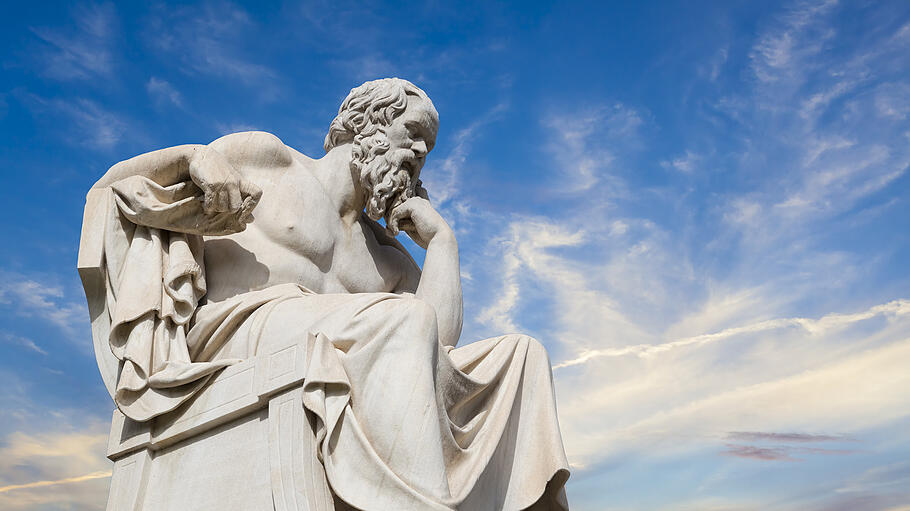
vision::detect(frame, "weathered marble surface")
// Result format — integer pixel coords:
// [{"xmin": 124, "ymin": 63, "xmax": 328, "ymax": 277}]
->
[{"xmin": 80, "ymin": 78, "xmax": 570, "ymax": 510}]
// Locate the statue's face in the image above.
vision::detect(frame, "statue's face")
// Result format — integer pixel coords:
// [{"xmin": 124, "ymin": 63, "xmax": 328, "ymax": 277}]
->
[
  {"xmin": 383, "ymin": 97, "xmax": 438, "ymax": 184},
  {"xmin": 353, "ymin": 96, "xmax": 439, "ymax": 221}
]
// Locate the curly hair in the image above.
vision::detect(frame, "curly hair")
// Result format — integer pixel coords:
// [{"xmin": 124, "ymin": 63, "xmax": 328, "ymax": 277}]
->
[{"xmin": 324, "ymin": 78, "xmax": 434, "ymax": 152}]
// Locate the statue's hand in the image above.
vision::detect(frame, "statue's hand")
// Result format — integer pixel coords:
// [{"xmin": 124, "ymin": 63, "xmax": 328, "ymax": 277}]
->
[
  {"xmin": 189, "ymin": 146, "xmax": 262, "ymax": 224},
  {"xmin": 387, "ymin": 197, "xmax": 454, "ymax": 249}
]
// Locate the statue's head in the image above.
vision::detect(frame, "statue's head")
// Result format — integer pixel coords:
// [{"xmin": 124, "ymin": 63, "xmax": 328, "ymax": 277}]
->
[{"xmin": 325, "ymin": 78, "xmax": 439, "ymax": 221}]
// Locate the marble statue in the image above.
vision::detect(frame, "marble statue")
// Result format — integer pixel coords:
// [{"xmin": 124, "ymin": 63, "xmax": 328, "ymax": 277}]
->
[{"xmin": 79, "ymin": 78, "xmax": 570, "ymax": 510}]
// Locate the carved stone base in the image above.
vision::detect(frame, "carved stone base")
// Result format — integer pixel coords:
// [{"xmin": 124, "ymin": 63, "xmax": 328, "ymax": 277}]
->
[{"xmin": 105, "ymin": 337, "xmax": 333, "ymax": 511}]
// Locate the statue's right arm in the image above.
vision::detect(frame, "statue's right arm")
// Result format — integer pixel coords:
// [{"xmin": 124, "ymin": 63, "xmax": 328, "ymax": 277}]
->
[
  {"xmin": 93, "ymin": 142, "xmax": 263, "ymax": 220},
  {"xmin": 93, "ymin": 144, "xmax": 203, "ymax": 189}
]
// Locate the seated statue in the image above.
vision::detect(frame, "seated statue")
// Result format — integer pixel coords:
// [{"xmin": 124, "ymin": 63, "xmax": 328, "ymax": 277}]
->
[{"xmin": 85, "ymin": 78, "xmax": 569, "ymax": 510}]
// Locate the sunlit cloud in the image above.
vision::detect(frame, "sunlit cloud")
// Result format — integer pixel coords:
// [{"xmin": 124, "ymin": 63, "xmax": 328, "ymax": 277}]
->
[
  {"xmin": 2, "ymin": 1, "xmax": 910, "ymax": 510},
  {"xmin": 0, "ymin": 471, "xmax": 111, "ymax": 494},
  {"xmin": 0, "ymin": 425, "xmax": 111, "ymax": 510}
]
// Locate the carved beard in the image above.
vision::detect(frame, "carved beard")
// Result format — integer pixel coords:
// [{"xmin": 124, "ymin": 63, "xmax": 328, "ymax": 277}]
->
[{"xmin": 351, "ymin": 131, "xmax": 415, "ymax": 222}]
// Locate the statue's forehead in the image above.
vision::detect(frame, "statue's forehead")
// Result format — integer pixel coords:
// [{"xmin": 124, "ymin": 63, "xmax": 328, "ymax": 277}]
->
[{"xmin": 405, "ymin": 97, "xmax": 438, "ymax": 129}]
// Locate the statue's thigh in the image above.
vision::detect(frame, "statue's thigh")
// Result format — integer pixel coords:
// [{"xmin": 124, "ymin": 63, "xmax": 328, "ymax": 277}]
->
[
  {"xmin": 253, "ymin": 291, "xmax": 436, "ymax": 357},
  {"xmin": 253, "ymin": 292, "xmax": 393, "ymax": 356}
]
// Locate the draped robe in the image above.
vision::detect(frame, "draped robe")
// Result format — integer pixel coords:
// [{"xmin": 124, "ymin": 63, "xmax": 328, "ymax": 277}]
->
[{"xmin": 96, "ymin": 175, "xmax": 570, "ymax": 510}]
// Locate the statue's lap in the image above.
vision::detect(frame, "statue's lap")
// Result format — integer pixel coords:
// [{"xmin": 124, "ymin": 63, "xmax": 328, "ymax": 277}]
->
[{"xmin": 204, "ymin": 288, "xmax": 440, "ymax": 364}]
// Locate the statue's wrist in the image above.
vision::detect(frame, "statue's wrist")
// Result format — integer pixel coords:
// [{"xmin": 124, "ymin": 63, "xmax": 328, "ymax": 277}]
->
[
  {"xmin": 429, "ymin": 226, "xmax": 456, "ymax": 246},
  {"xmin": 187, "ymin": 146, "xmax": 207, "ymax": 181}
]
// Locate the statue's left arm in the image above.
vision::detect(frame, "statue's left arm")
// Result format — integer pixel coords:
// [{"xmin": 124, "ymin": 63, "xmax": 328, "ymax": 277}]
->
[{"xmin": 388, "ymin": 197, "xmax": 464, "ymax": 348}]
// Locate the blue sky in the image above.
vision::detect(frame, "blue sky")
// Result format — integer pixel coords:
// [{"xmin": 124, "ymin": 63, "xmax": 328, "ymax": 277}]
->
[{"xmin": 2, "ymin": 0, "xmax": 910, "ymax": 509}]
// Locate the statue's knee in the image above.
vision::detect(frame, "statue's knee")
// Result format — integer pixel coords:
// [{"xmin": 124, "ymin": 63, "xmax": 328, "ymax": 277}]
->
[
  {"xmin": 513, "ymin": 334, "xmax": 552, "ymax": 364},
  {"xmin": 378, "ymin": 295, "xmax": 436, "ymax": 330},
  {"xmin": 397, "ymin": 296, "xmax": 438, "ymax": 333}
]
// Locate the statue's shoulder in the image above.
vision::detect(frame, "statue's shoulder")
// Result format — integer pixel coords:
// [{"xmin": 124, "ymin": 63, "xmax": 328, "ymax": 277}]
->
[{"xmin": 208, "ymin": 131, "xmax": 296, "ymax": 169}]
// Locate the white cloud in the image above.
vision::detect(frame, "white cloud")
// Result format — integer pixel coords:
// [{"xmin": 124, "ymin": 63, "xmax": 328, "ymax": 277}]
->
[
  {"xmin": 146, "ymin": 77, "xmax": 184, "ymax": 108},
  {"xmin": 709, "ymin": 0, "xmax": 910, "ymax": 261},
  {"xmin": 661, "ymin": 150, "xmax": 700, "ymax": 174},
  {"xmin": 0, "ymin": 470, "xmax": 110, "ymax": 494},
  {"xmin": 478, "ymin": 220, "xmax": 586, "ymax": 334},
  {"xmin": 422, "ymin": 101, "xmax": 508, "ymax": 207},
  {"xmin": 470, "ymin": 6, "xmax": 910, "ymax": 477},
  {"xmin": 543, "ymin": 103, "xmax": 643, "ymax": 193},
  {"xmin": 749, "ymin": 0, "xmax": 838, "ymax": 85},
  {"xmin": 466, "ymin": 182, "xmax": 910, "ymax": 472},
  {"xmin": 2, "ymin": 335, "xmax": 47, "ymax": 356},
  {"xmin": 835, "ymin": 461, "xmax": 910, "ymax": 495},
  {"xmin": 20, "ymin": 95, "xmax": 129, "ymax": 149},
  {"xmin": 0, "ymin": 273, "xmax": 89, "ymax": 346},
  {"xmin": 0, "ymin": 426, "xmax": 110, "ymax": 510},
  {"xmin": 874, "ymin": 83, "xmax": 910, "ymax": 120},
  {"xmin": 29, "ymin": 3, "xmax": 117, "ymax": 81},
  {"xmin": 556, "ymin": 299, "xmax": 910, "ymax": 369},
  {"xmin": 214, "ymin": 122, "xmax": 262, "ymax": 135},
  {"xmin": 558, "ymin": 319, "xmax": 910, "ymax": 469},
  {"xmin": 146, "ymin": 3, "xmax": 281, "ymax": 100},
  {"xmin": 0, "ymin": 371, "xmax": 112, "ymax": 510}
]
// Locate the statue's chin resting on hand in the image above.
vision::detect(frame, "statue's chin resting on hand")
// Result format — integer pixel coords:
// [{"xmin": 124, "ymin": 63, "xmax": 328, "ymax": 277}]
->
[{"xmin": 83, "ymin": 78, "xmax": 570, "ymax": 510}]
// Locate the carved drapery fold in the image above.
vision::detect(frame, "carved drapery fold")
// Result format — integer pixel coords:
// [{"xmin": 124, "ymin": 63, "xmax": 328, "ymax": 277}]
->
[{"xmin": 100, "ymin": 176, "xmax": 245, "ymax": 421}]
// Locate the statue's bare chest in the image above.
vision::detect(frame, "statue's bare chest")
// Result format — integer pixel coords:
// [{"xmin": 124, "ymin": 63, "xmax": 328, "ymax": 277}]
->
[{"xmin": 208, "ymin": 164, "xmax": 402, "ymax": 296}]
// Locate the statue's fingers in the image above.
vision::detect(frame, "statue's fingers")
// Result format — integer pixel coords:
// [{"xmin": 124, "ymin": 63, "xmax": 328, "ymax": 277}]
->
[
  {"xmin": 228, "ymin": 186, "xmax": 243, "ymax": 212},
  {"xmin": 202, "ymin": 188, "xmax": 216, "ymax": 214},
  {"xmin": 218, "ymin": 183, "xmax": 235, "ymax": 212},
  {"xmin": 238, "ymin": 197, "xmax": 256, "ymax": 223},
  {"xmin": 399, "ymin": 220, "xmax": 427, "ymax": 248},
  {"xmin": 387, "ymin": 216, "xmax": 400, "ymax": 235},
  {"xmin": 240, "ymin": 180, "xmax": 262, "ymax": 203},
  {"xmin": 388, "ymin": 202, "xmax": 413, "ymax": 235},
  {"xmin": 387, "ymin": 208, "xmax": 402, "ymax": 233},
  {"xmin": 216, "ymin": 192, "xmax": 227, "ymax": 212},
  {"xmin": 211, "ymin": 189, "xmax": 224, "ymax": 212},
  {"xmin": 399, "ymin": 218, "xmax": 417, "ymax": 236}
]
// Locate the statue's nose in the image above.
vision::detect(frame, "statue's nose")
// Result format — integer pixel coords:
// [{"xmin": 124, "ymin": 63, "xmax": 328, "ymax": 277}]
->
[{"xmin": 411, "ymin": 139, "xmax": 428, "ymax": 156}]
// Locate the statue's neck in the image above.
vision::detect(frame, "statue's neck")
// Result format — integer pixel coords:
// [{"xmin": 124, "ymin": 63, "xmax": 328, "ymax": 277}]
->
[{"xmin": 316, "ymin": 144, "xmax": 366, "ymax": 226}]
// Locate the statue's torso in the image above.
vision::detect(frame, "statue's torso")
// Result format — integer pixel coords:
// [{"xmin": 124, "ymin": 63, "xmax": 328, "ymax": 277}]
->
[{"xmin": 201, "ymin": 139, "xmax": 412, "ymax": 303}]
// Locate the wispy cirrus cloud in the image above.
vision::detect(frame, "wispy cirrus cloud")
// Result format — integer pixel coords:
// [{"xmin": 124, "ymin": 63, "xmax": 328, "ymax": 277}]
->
[
  {"xmin": 722, "ymin": 430, "xmax": 854, "ymax": 462},
  {"xmin": 18, "ymin": 93, "xmax": 130, "ymax": 149},
  {"xmin": 0, "ymin": 470, "xmax": 111, "ymax": 495},
  {"xmin": 145, "ymin": 2, "xmax": 281, "ymax": 100},
  {"xmin": 422, "ymin": 101, "xmax": 509, "ymax": 208},
  {"xmin": 727, "ymin": 431, "xmax": 846, "ymax": 443},
  {"xmin": 0, "ymin": 273, "xmax": 88, "ymax": 345},
  {"xmin": 477, "ymin": 219, "xmax": 587, "ymax": 335},
  {"xmin": 464, "ymin": 7, "xmax": 910, "ymax": 509},
  {"xmin": 146, "ymin": 77, "xmax": 184, "ymax": 108},
  {"xmin": 716, "ymin": 0, "xmax": 910, "ymax": 246},
  {"xmin": 660, "ymin": 150, "xmax": 700, "ymax": 174},
  {"xmin": 836, "ymin": 462, "xmax": 910, "ymax": 495},
  {"xmin": 2, "ymin": 335, "xmax": 47, "ymax": 356},
  {"xmin": 748, "ymin": 0, "xmax": 838, "ymax": 86},
  {"xmin": 543, "ymin": 103, "xmax": 644, "ymax": 194},
  {"xmin": 0, "ymin": 426, "xmax": 110, "ymax": 510},
  {"xmin": 554, "ymin": 299, "xmax": 910, "ymax": 369},
  {"xmin": 214, "ymin": 122, "xmax": 262, "ymax": 136},
  {"xmin": 720, "ymin": 444, "xmax": 795, "ymax": 461},
  {"xmin": 29, "ymin": 2, "xmax": 118, "ymax": 81}
]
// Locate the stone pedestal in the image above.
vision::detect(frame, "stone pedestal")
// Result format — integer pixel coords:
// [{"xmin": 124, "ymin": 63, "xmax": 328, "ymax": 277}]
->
[{"xmin": 105, "ymin": 337, "xmax": 332, "ymax": 510}]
